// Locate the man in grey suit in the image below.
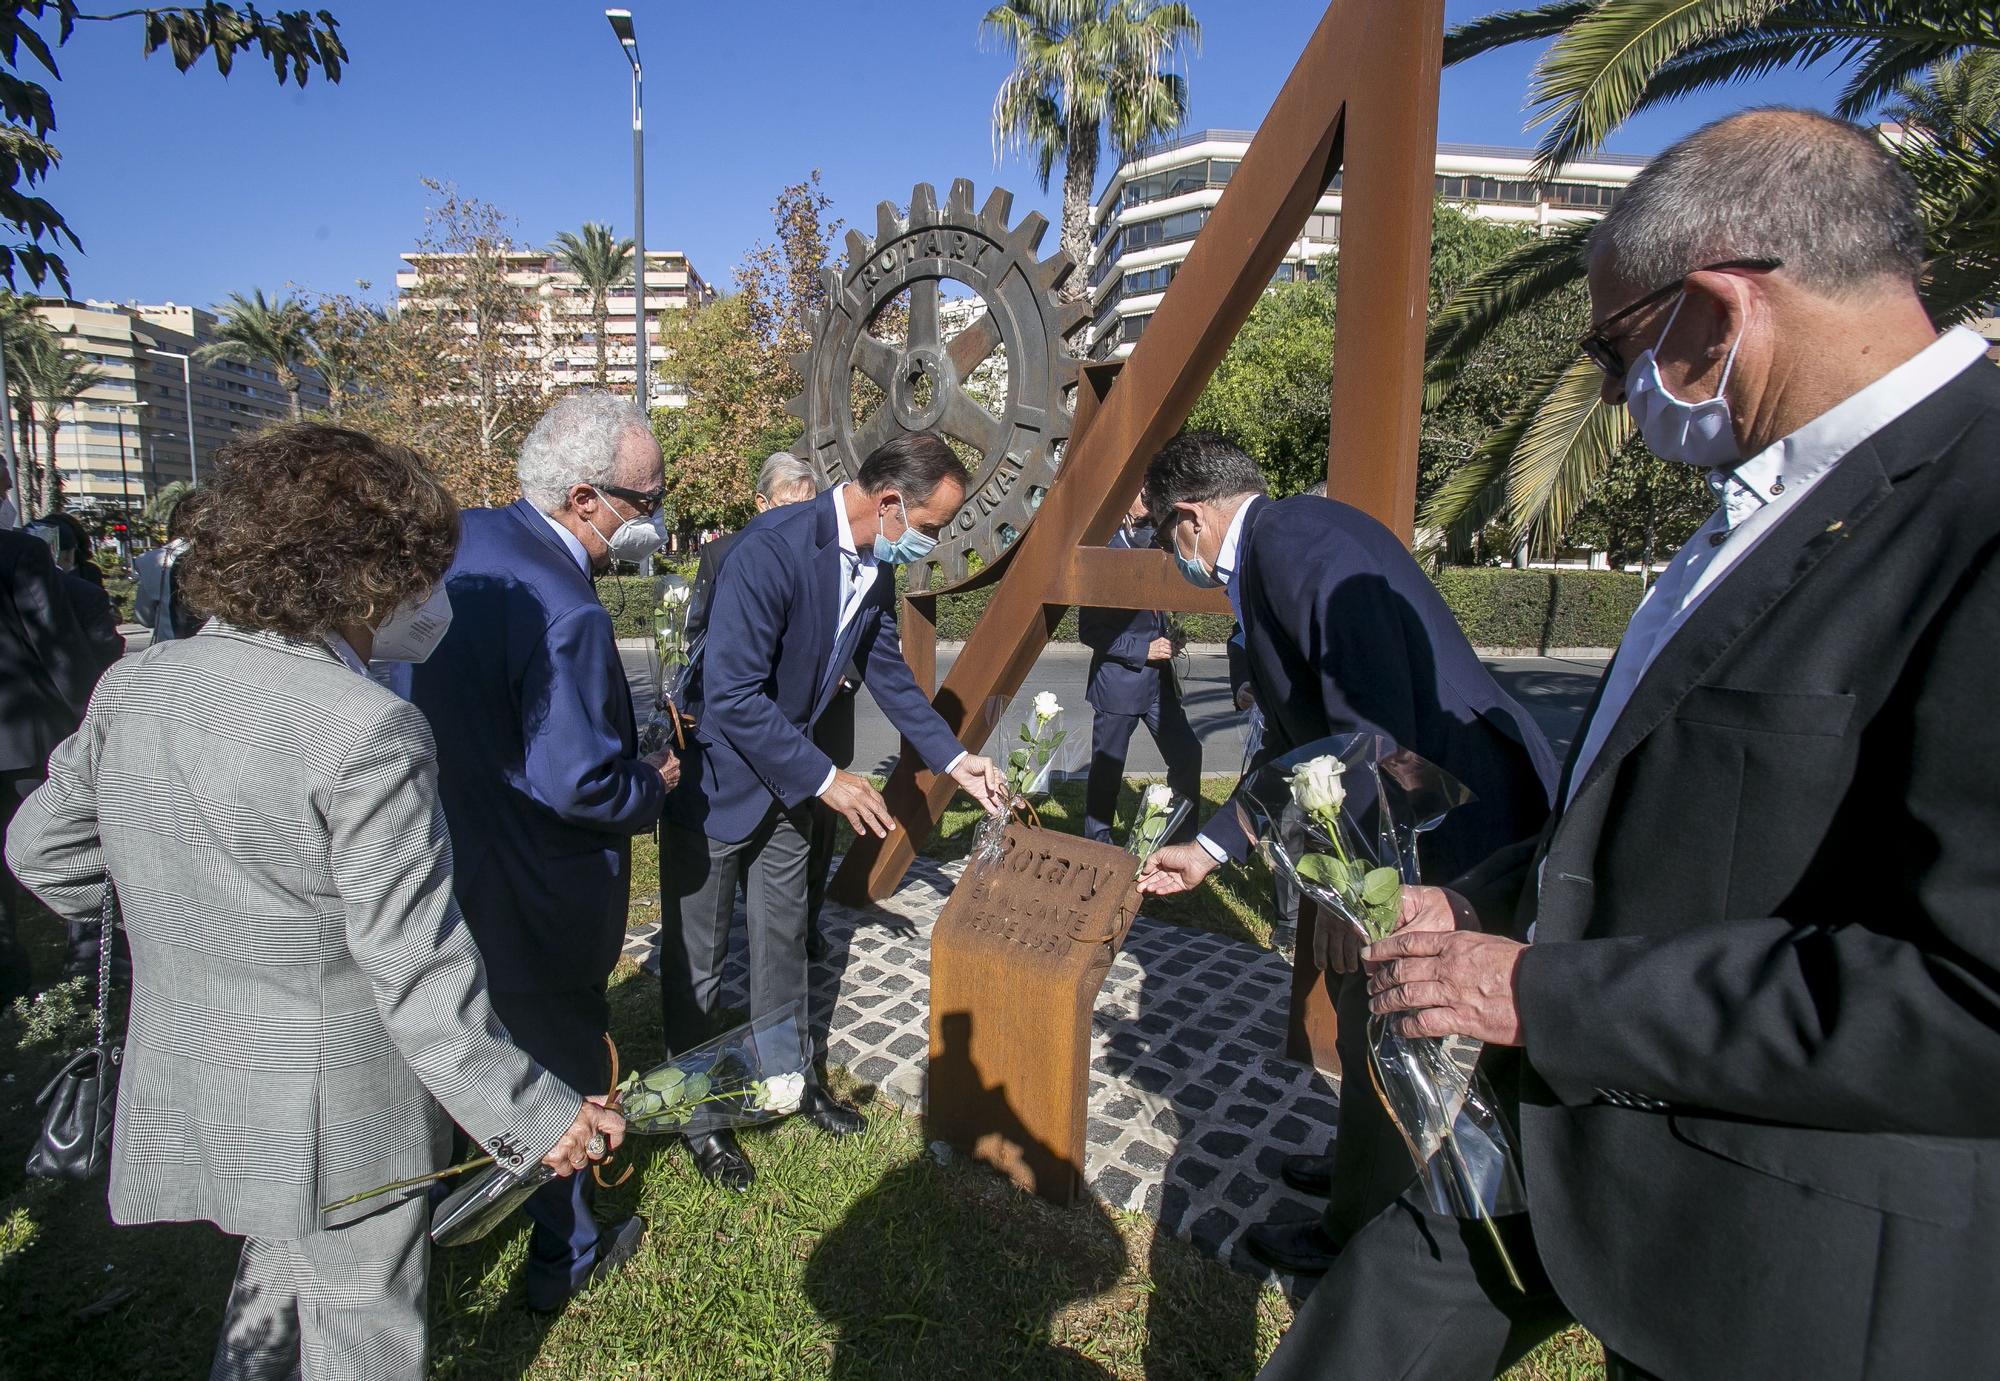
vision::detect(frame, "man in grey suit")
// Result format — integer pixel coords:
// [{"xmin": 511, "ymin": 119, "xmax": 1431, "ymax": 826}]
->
[{"xmin": 6, "ymin": 423, "xmax": 625, "ymax": 1379}]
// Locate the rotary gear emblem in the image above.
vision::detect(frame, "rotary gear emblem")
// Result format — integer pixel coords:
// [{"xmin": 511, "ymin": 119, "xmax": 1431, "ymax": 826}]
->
[{"xmin": 788, "ymin": 179, "xmax": 1089, "ymax": 590}]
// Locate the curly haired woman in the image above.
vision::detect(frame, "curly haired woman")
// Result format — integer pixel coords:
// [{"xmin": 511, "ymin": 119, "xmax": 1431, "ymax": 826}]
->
[{"xmin": 5, "ymin": 424, "xmax": 626, "ymax": 1380}]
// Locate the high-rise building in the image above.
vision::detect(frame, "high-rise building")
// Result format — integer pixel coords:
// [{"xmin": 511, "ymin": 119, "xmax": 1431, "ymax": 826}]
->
[
  {"xmin": 391, "ymin": 248, "xmax": 716, "ymax": 409},
  {"xmin": 18, "ymin": 298, "xmax": 328, "ymax": 512},
  {"xmin": 1083, "ymin": 132, "xmax": 1649, "ymax": 358}
]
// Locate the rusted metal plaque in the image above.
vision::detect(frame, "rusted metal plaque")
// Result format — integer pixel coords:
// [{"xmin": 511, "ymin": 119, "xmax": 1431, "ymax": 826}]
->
[{"xmin": 927, "ymin": 824, "xmax": 1141, "ymax": 1204}]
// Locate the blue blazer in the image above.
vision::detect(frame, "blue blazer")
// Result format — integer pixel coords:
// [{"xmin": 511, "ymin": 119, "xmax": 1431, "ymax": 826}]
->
[
  {"xmin": 671, "ymin": 488, "xmax": 963, "ymax": 844},
  {"xmin": 409, "ymin": 500, "xmax": 665, "ymax": 993},
  {"xmin": 1079, "ymin": 527, "xmax": 1175, "ymax": 718},
  {"xmin": 1206, "ymin": 496, "xmax": 1559, "ymax": 884}
]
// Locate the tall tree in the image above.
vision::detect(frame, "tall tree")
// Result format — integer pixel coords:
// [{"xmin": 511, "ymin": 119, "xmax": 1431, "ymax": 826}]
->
[
  {"xmin": 199, "ymin": 288, "xmax": 312, "ymax": 420},
  {"xmin": 15, "ymin": 329, "xmax": 99, "ymax": 512},
  {"xmin": 1420, "ymin": 4, "xmax": 2000, "ymax": 556},
  {"xmin": 983, "ymin": 0, "xmax": 1201, "ymax": 298},
  {"xmin": 0, "ymin": 4, "xmax": 345, "ymax": 292},
  {"xmin": 303, "ymin": 290, "xmax": 382, "ymax": 419},
  {"xmin": 549, "ymin": 221, "xmax": 634, "ymax": 389}
]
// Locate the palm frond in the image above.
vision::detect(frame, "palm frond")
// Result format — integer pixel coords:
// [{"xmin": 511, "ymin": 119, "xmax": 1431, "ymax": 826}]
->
[
  {"xmin": 1424, "ymin": 222, "xmax": 1593, "ymax": 407},
  {"xmin": 1638, "ymin": 26, "xmax": 1864, "ymax": 108},
  {"xmin": 1838, "ymin": 36, "xmax": 1985, "ymax": 118},
  {"xmin": 1501, "ymin": 353, "xmax": 1634, "ymax": 554},
  {"xmin": 1525, "ymin": 0, "xmax": 1791, "ymax": 175},
  {"xmin": 1443, "ymin": 1, "xmax": 1595, "ymax": 67}
]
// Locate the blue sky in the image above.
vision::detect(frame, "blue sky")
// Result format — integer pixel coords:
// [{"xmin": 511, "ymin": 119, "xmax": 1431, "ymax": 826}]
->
[{"xmin": 41, "ymin": 1, "xmax": 1854, "ymax": 309}]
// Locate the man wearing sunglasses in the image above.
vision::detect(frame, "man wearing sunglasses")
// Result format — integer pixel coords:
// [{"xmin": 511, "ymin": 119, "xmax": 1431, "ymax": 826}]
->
[
  {"xmin": 1263, "ymin": 109, "xmax": 2000, "ymax": 1381},
  {"xmin": 408, "ymin": 392, "xmax": 678, "ymax": 1313}
]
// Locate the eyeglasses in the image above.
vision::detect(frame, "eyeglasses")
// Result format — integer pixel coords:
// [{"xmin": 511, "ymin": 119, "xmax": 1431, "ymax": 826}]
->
[
  {"xmin": 598, "ymin": 482, "xmax": 665, "ymax": 516},
  {"xmin": 1578, "ymin": 258, "xmax": 1782, "ymax": 381}
]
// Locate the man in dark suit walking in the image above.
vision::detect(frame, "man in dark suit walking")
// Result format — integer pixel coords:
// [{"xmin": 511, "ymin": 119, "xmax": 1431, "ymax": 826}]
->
[
  {"xmin": 1137, "ymin": 432, "xmax": 1557, "ymax": 1280},
  {"xmin": 0, "ymin": 527, "xmax": 99, "ymax": 999},
  {"xmin": 683, "ymin": 452, "xmax": 849, "ymax": 957},
  {"xmin": 409, "ymin": 392, "xmax": 675, "ymax": 1313},
  {"xmin": 661, "ymin": 432, "xmax": 1006, "ymax": 1191},
  {"xmin": 1079, "ymin": 497, "xmax": 1201, "ymax": 846},
  {"xmin": 1269, "ymin": 110, "xmax": 2000, "ymax": 1381}
]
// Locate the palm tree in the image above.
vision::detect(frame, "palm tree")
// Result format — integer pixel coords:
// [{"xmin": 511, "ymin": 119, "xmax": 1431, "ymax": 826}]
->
[
  {"xmin": 549, "ymin": 222, "xmax": 634, "ymax": 388},
  {"xmin": 983, "ymin": 0, "xmax": 1202, "ymax": 298},
  {"xmin": 1420, "ymin": 4, "xmax": 2000, "ymax": 557},
  {"xmin": 15, "ymin": 333, "xmax": 102, "ymax": 513},
  {"xmin": 199, "ymin": 288, "xmax": 313, "ymax": 420},
  {"xmin": 0, "ymin": 291, "xmax": 44, "ymax": 504},
  {"xmin": 304, "ymin": 297, "xmax": 385, "ymax": 419}
]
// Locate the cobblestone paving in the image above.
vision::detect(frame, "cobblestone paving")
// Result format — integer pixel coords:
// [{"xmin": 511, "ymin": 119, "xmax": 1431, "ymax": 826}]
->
[{"xmin": 624, "ymin": 854, "xmax": 1343, "ymax": 1279}]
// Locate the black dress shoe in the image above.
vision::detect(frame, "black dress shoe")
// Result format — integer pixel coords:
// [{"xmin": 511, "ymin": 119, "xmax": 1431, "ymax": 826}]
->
[
  {"xmin": 1279, "ymin": 1153, "xmax": 1334, "ymax": 1198},
  {"xmin": 687, "ymin": 1130, "xmax": 755, "ymax": 1192},
  {"xmin": 526, "ymin": 1215, "xmax": 648, "ymax": 1313},
  {"xmin": 1242, "ymin": 1219, "xmax": 1343, "ymax": 1276},
  {"xmin": 800, "ymin": 1084, "xmax": 865, "ymax": 1137}
]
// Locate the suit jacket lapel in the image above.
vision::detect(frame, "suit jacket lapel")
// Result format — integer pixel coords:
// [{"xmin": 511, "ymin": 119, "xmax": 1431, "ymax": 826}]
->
[
  {"xmin": 810, "ymin": 492, "xmax": 844, "ymax": 710},
  {"xmin": 505, "ymin": 500, "xmax": 593, "ymax": 590},
  {"xmin": 1564, "ymin": 444, "xmax": 1895, "ymax": 812}
]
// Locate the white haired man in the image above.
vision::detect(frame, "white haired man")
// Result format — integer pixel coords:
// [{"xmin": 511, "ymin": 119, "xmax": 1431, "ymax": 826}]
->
[
  {"xmin": 1263, "ymin": 109, "xmax": 2000, "ymax": 1380},
  {"xmin": 408, "ymin": 392, "xmax": 678, "ymax": 1313}
]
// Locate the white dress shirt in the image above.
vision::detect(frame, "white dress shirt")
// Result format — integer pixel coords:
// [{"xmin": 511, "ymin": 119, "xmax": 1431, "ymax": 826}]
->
[
  {"xmin": 1564, "ymin": 325, "xmax": 1990, "ymax": 807},
  {"xmin": 537, "ymin": 508, "xmax": 593, "ymax": 578},
  {"xmin": 816, "ymin": 485, "xmax": 964, "ymax": 795},
  {"xmin": 1195, "ymin": 494, "xmax": 1260, "ymax": 862}
]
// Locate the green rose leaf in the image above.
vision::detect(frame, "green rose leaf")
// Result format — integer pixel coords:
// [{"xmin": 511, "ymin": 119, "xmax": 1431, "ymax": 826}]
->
[
  {"xmin": 683, "ymin": 1072, "xmax": 712, "ymax": 1104},
  {"xmin": 1361, "ymin": 867, "xmax": 1402, "ymax": 907},
  {"xmin": 1296, "ymin": 854, "xmax": 1345, "ymax": 890}
]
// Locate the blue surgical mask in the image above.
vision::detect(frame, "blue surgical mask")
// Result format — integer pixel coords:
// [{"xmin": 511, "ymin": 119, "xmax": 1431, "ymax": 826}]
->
[
  {"xmin": 1623, "ymin": 291, "xmax": 1744, "ymax": 468},
  {"xmin": 1172, "ymin": 523, "xmax": 1223, "ymax": 589},
  {"xmin": 872, "ymin": 502, "xmax": 936, "ymax": 566}
]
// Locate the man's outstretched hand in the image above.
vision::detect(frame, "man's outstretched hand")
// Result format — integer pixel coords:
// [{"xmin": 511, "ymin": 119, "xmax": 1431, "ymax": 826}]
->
[
  {"xmin": 820, "ymin": 770, "xmax": 897, "ymax": 838},
  {"xmin": 948, "ymin": 754, "xmax": 1008, "ymax": 815},
  {"xmin": 1138, "ymin": 841, "xmax": 1219, "ymax": 896}
]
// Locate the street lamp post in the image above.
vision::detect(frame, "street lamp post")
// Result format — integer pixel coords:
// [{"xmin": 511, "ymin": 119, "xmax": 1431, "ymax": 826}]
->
[
  {"xmin": 144, "ymin": 346, "xmax": 199, "ymax": 484},
  {"xmin": 607, "ymin": 8, "xmax": 646, "ymax": 412}
]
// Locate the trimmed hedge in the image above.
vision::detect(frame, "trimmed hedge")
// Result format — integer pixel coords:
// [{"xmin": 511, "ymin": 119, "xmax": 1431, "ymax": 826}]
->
[{"xmin": 604, "ymin": 566, "xmax": 1640, "ymax": 652}]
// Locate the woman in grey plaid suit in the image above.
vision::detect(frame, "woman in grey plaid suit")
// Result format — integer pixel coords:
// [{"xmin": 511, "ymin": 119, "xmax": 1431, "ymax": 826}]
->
[{"xmin": 6, "ymin": 425, "xmax": 628, "ymax": 1381}]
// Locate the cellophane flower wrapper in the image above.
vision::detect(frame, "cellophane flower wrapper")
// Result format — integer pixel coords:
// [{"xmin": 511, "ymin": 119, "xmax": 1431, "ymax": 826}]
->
[
  {"xmin": 1241, "ymin": 735, "xmax": 1528, "ymax": 1251},
  {"xmin": 431, "ymin": 1001, "xmax": 812, "ymax": 1249},
  {"xmin": 971, "ymin": 692, "xmax": 1079, "ymax": 866},
  {"xmin": 1124, "ymin": 784, "xmax": 1190, "ymax": 869},
  {"xmin": 638, "ymin": 574, "xmax": 701, "ymax": 758}
]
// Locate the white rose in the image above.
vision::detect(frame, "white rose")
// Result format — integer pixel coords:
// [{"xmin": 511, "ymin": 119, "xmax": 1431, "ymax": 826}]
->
[
  {"xmin": 754, "ymin": 1071, "xmax": 807, "ymax": 1115},
  {"xmin": 660, "ymin": 585, "xmax": 691, "ymax": 607},
  {"xmin": 1288, "ymin": 755, "xmax": 1346, "ymax": 819},
  {"xmin": 1141, "ymin": 783, "xmax": 1174, "ymax": 814},
  {"xmin": 1031, "ymin": 691, "xmax": 1061, "ymax": 724}
]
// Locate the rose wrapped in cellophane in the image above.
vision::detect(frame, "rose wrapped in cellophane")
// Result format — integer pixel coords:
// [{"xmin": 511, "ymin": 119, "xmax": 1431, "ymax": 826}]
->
[
  {"xmin": 971, "ymin": 690, "xmax": 1077, "ymax": 865},
  {"xmin": 324, "ymin": 1003, "xmax": 812, "ymax": 1249},
  {"xmin": 639, "ymin": 574, "xmax": 700, "ymax": 755},
  {"xmin": 1125, "ymin": 782, "xmax": 1190, "ymax": 872},
  {"xmin": 1240, "ymin": 735, "xmax": 1529, "ymax": 1290}
]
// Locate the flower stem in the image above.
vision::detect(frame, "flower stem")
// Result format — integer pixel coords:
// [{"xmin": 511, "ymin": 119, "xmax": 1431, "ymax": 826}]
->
[{"xmin": 320, "ymin": 1153, "xmax": 495, "ymax": 1215}]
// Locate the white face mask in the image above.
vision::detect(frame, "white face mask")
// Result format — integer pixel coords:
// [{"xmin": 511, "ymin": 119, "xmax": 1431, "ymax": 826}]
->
[
  {"xmin": 371, "ymin": 584, "xmax": 453, "ymax": 663},
  {"xmin": 588, "ymin": 488, "xmax": 667, "ymax": 564},
  {"xmin": 1623, "ymin": 291, "xmax": 1744, "ymax": 468}
]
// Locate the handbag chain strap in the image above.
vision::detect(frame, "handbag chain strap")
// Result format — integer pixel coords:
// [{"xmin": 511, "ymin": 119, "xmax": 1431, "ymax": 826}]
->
[{"xmin": 93, "ymin": 883, "xmax": 115, "ymax": 1051}]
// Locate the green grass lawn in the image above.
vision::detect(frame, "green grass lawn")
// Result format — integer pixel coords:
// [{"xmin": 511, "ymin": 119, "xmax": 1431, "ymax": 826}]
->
[{"xmin": 0, "ymin": 776, "xmax": 1605, "ymax": 1379}]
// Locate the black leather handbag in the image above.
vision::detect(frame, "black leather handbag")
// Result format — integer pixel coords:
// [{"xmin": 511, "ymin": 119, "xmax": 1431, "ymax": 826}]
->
[{"xmin": 26, "ymin": 884, "xmax": 122, "ymax": 1181}]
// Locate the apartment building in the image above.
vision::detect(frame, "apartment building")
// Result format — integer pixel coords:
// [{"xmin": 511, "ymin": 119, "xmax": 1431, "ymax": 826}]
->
[
  {"xmin": 20, "ymin": 298, "xmax": 327, "ymax": 511},
  {"xmin": 391, "ymin": 248, "xmax": 716, "ymax": 409},
  {"xmin": 1084, "ymin": 131, "xmax": 1649, "ymax": 358}
]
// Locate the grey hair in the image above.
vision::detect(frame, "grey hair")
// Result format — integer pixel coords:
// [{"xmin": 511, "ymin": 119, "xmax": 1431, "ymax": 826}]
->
[
  {"xmin": 754, "ymin": 451, "xmax": 819, "ymax": 503},
  {"xmin": 1588, "ymin": 108, "xmax": 1925, "ymax": 298},
  {"xmin": 516, "ymin": 391, "xmax": 653, "ymax": 512}
]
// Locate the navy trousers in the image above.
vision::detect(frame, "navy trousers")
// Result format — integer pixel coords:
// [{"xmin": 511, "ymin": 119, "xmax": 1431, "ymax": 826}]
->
[
  {"xmin": 1082, "ymin": 690, "xmax": 1203, "ymax": 845},
  {"xmin": 487, "ymin": 985, "xmax": 611, "ymax": 1299}
]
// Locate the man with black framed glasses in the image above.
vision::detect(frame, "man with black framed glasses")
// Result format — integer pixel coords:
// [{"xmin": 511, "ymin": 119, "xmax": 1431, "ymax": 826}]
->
[{"xmin": 1263, "ymin": 108, "xmax": 2000, "ymax": 1381}]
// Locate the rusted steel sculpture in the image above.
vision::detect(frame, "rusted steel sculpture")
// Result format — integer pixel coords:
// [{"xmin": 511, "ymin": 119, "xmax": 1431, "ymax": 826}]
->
[
  {"xmin": 927, "ymin": 825, "xmax": 1142, "ymax": 1202},
  {"xmin": 801, "ymin": 0, "xmax": 1445, "ymax": 1082}
]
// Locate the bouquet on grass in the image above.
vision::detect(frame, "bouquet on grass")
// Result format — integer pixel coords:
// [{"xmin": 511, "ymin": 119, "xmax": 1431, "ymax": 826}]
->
[
  {"xmin": 639, "ymin": 574, "xmax": 700, "ymax": 755},
  {"xmin": 971, "ymin": 691, "xmax": 1076, "ymax": 866},
  {"xmin": 1124, "ymin": 782, "xmax": 1190, "ymax": 873},
  {"xmin": 1241, "ymin": 735, "xmax": 1529, "ymax": 1290},
  {"xmin": 322, "ymin": 1001, "xmax": 812, "ymax": 1248}
]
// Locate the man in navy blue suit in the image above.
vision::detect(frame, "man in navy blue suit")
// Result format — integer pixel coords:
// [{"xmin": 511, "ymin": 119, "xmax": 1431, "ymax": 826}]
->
[
  {"xmin": 1136, "ymin": 432, "xmax": 1557, "ymax": 1281},
  {"xmin": 1079, "ymin": 495, "xmax": 1201, "ymax": 846},
  {"xmin": 661, "ymin": 432, "xmax": 1007, "ymax": 1191},
  {"xmin": 409, "ymin": 392, "xmax": 675, "ymax": 1312}
]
